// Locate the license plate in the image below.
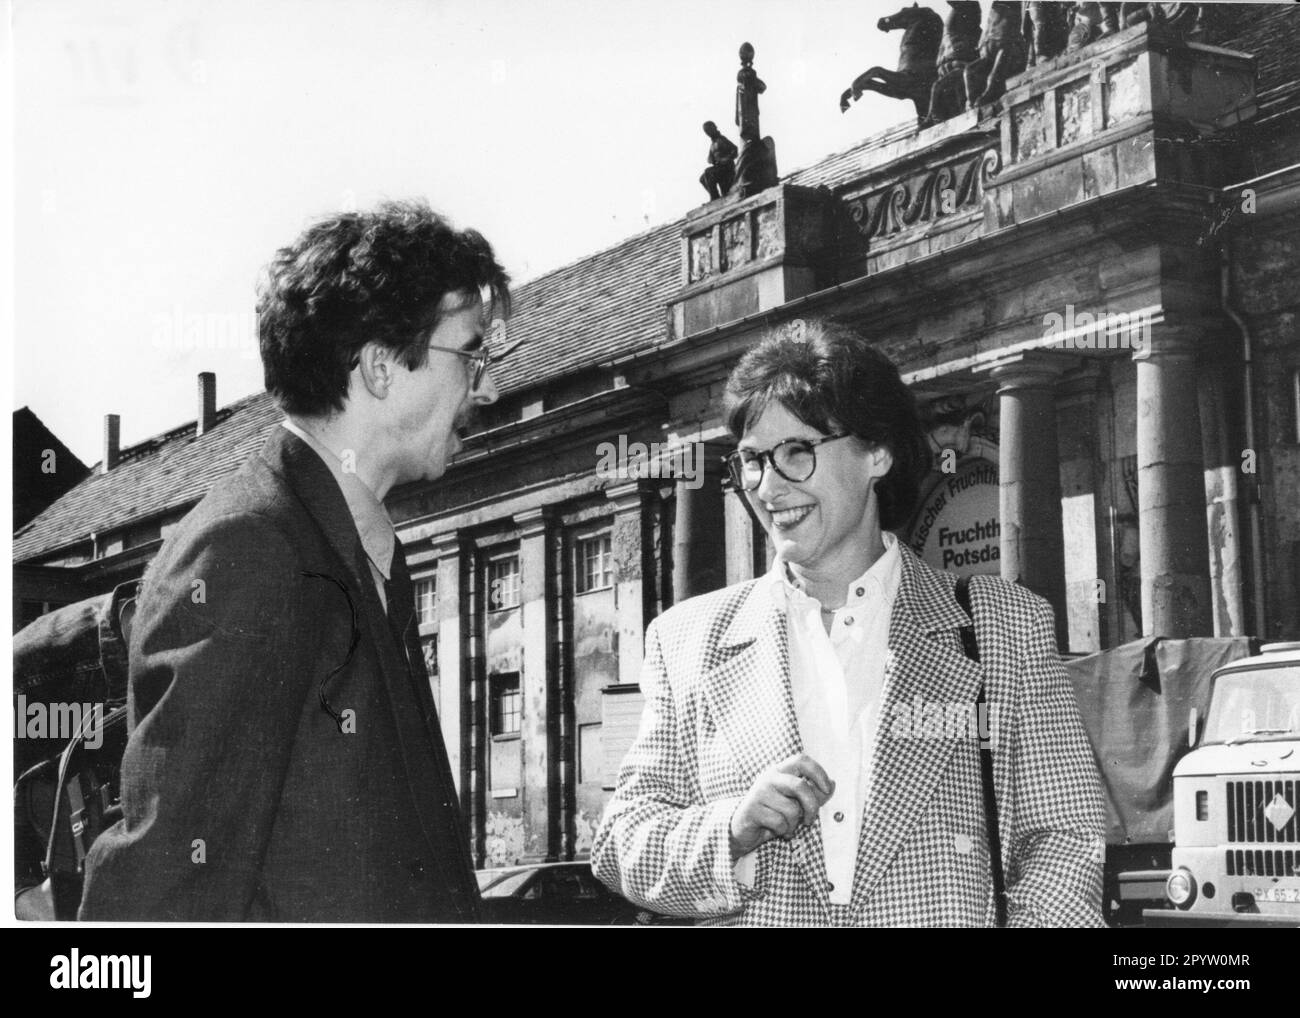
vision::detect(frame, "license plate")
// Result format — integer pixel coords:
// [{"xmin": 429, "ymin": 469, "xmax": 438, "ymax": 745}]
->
[{"xmin": 1252, "ymin": 884, "xmax": 1300, "ymax": 904}]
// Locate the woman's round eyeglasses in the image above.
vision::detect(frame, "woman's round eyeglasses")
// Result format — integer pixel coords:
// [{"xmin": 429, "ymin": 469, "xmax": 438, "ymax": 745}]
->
[{"xmin": 723, "ymin": 433, "xmax": 852, "ymax": 491}]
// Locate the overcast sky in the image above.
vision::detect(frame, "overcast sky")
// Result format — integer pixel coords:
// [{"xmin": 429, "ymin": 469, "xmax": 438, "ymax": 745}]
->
[{"xmin": 10, "ymin": 0, "xmax": 905, "ymax": 465}]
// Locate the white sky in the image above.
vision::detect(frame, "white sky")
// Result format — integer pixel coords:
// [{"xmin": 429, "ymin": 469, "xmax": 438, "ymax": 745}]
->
[{"xmin": 11, "ymin": 0, "xmax": 906, "ymax": 465}]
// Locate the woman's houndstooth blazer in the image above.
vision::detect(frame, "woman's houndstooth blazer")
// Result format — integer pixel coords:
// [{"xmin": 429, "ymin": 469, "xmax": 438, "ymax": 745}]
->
[{"xmin": 592, "ymin": 542, "xmax": 1106, "ymax": 927}]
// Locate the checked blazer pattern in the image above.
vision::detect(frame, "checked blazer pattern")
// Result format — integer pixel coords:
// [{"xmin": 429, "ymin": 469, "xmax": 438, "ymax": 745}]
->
[{"xmin": 591, "ymin": 542, "xmax": 1106, "ymax": 927}]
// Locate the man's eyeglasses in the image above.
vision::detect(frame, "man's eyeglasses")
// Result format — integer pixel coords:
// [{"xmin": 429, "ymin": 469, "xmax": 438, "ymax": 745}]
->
[
  {"xmin": 426, "ymin": 336, "xmax": 523, "ymax": 390},
  {"xmin": 723, "ymin": 433, "xmax": 852, "ymax": 491},
  {"xmin": 348, "ymin": 335, "xmax": 524, "ymax": 387}
]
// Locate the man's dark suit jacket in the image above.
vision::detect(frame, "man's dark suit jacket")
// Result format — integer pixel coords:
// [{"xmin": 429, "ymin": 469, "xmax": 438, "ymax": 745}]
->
[{"xmin": 79, "ymin": 427, "xmax": 480, "ymax": 922}]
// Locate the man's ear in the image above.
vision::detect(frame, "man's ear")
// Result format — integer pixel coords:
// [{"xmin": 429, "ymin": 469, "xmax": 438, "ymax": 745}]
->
[{"xmin": 354, "ymin": 341, "xmax": 395, "ymax": 399}]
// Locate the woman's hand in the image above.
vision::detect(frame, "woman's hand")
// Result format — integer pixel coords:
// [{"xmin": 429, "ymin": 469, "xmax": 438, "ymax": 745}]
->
[{"xmin": 729, "ymin": 753, "xmax": 835, "ymax": 859}]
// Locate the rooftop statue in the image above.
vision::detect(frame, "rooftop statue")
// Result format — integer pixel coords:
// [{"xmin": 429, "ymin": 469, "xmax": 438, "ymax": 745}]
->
[
  {"xmin": 1066, "ymin": 2, "xmax": 1112, "ymax": 52},
  {"xmin": 1025, "ymin": 2, "xmax": 1070, "ymax": 66},
  {"xmin": 735, "ymin": 41, "xmax": 765, "ymax": 140},
  {"xmin": 1066, "ymin": 3, "xmax": 1201, "ymax": 53},
  {"xmin": 964, "ymin": 0, "xmax": 1028, "ymax": 108},
  {"xmin": 1101, "ymin": 2, "xmax": 1123, "ymax": 34},
  {"xmin": 924, "ymin": 1, "xmax": 983, "ymax": 125},
  {"xmin": 839, "ymin": 3, "xmax": 944, "ymax": 125},
  {"xmin": 1121, "ymin": 2, "xmax": 1203, "ymax": 38},
  {"xmin": 699, "ymin": 121, "xmax": 739, "ymax": 201},
  {"xmin": 730, "ymin": 42, "xmax": 779, "ymax": 198}
]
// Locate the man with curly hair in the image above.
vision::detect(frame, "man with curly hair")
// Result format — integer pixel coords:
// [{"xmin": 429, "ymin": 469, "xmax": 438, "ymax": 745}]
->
[{"xmin": 79, "ymin": 200, "xmax": 512, "ymax": 922}]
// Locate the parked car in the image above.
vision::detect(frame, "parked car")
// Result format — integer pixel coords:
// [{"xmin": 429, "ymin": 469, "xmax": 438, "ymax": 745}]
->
[{"xmin": 477, "ymin": 861, "xmax": 686, "ymax": 925}]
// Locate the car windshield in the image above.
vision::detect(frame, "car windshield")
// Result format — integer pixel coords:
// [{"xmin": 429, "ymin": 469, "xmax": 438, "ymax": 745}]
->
[
  {"xmin": 1202, "ymin": 666, "xmax": 1300, "ymax": 744},
  {"xmin": 479, "ymin": 869, "xmax": 536, "ymax": 898}
]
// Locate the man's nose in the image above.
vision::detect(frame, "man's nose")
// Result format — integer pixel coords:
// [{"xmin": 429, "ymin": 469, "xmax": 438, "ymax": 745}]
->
[{"xmin": 472, "ymin": 369, "xmax": 499, "ymax": 406}]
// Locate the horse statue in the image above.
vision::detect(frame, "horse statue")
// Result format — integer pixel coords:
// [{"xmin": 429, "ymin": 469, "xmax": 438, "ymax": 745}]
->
[
  {"xmin": 924, "ymin": 1, "xmax": 983, "ymax": 125},
  {"xmin": 840, "ymin": 3, "xmax": 945, "ymax": 124},
  {"xmin": 964, "ymin": 1, "xmax": 1028, "ymax": 108},
  {"xmin": 1025, "ymin": 1, "xmax": 1069, "ymax": 65}
]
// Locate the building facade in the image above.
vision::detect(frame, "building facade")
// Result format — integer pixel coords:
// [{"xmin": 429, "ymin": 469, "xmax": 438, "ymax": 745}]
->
[
  {"xmin": 14, "ymin": 9, "xmax": 1300, "ymax": 869},
  {"xmin": 12, "ymin": 408, "xmax": 90, "ymax": 630}
]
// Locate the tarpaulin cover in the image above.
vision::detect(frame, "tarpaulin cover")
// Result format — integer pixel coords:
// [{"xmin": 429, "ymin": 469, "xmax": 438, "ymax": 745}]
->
[
  {"xmin": 13, "ymin": 583, "xmax": 134, "ymax": 773},
  {"xmin": 13, "ymin": 583, "xmax": 137, "ymax": 894},
  {"xmin": 1064, "ymin": 637, "xmax": 1255, "ymax": 846}
]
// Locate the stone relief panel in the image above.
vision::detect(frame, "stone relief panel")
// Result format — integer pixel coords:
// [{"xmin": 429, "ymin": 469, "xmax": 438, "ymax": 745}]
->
[
  {"xmin": 688, "ymin": 231, "xmax": 714, "ymax": 283},
  {"xmin": 721, "ymin": 215, "xmax": 751, "ymax": 271},
  {"xmin": 1106, "ymin": 56, "xmax": 1144, "ymax": 127},
  {"xmin": 1057, "ymin": 76, "xmax": 1094, "ymax": 146},
  {"xmin": 1013, "ymin": 97, "xmax": 1049, "ymax": 162},
  {"xmin": 847, "ymin": 148, "xmax": 1001, "ymax": 242},
  {"xmin": 755, "ymin": 204, "xmax": 782, "ymax": 260}
]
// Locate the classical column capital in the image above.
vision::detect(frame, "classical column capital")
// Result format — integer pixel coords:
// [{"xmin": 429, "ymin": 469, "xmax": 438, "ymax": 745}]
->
[{"xmin": 983, "ymin": 351, "xmax": 1071, "ymax": 393}]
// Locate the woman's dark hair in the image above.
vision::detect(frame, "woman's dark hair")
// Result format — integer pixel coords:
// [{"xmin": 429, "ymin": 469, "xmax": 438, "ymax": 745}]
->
[
  {"xmin": 257, "ymin": 199, "xmax": 511, "ymax": 416},
  {"xmin": 722, "ymin": 319, "xmax": 931, "ymax": 531}
]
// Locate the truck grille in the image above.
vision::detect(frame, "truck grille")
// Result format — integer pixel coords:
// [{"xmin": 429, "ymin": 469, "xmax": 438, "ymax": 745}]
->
[
  {"xmin": 1225, "ymin": 779, "xmax": 1297, "ymax": 843},
  {"xmin": 1225, "ymin": 849, "xmax": 1300, "ymax": 877}
]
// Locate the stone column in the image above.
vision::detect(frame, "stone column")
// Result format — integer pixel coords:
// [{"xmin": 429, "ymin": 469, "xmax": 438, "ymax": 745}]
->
[
  {"xmin": 606, "ymin": 481, "xmax": 654, "ymax": 682},
  {"xmin": 989, "ymin": 353, "xmax": 1069, "ymax": 649},
  {"xmin": 431, "ymin": 531, "xmax": 466, "ymax": 799},
  {"xmin": 1134, "ymin": 329, "xmax": 1212, "ymax": 636},
  {"xmin": 516, "ymin": 507, "xmax": 559, "ymax": 861},
  {"xmin": 672, "ymin": 443, "xmax": 727, "ymax": 603}
]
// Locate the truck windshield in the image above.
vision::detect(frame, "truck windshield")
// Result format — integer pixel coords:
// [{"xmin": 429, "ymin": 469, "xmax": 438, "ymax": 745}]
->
[{"xmin": 1202, "ymin": 666, "xmax": 1300, "ymax": 745}]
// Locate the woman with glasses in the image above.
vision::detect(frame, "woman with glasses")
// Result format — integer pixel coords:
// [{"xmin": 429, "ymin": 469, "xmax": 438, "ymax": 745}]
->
[{"xmin": 592, "ymin": 319, "xmax": 1105, "ymax": 927}]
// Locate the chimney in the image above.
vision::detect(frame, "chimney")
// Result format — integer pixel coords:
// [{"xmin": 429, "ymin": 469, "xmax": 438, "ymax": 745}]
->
[
  {"xmin": 102, "ymin": 414, "xmax": 120, "ymax": 474},
  {"xmin": 197, "ymin": 372, "xmax": 217, "ymax": 436}
]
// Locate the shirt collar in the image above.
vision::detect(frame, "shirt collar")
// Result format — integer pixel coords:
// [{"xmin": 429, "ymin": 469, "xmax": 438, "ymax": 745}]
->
[
  {"xmin": 281, "ymin": 419, "xmax": 395, "ymax": 581},
  {"xmin": 767, "ymin": 530, "xmax": 901, "ymax": 612}
]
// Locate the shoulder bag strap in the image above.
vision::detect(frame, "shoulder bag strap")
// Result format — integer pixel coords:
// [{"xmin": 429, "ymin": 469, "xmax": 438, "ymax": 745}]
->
[{"xmin": 955, "ymin": 574, "xmax": 1008, "ymax": 928}]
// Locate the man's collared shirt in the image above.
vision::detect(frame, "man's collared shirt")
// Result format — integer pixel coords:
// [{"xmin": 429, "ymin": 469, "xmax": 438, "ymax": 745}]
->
[
  {"xmin": 735, "ymin": 531, "xmax": 902, "ymax": 905},
  {"xmin": 281, "ymin": 419, "xmax": 395, "ymax": 612}
]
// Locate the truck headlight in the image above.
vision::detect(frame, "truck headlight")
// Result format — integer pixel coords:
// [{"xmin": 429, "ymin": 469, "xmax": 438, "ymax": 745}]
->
[{"xmin": 1166, "ymin": 868, "xmax": 1196, "ymax": 907}]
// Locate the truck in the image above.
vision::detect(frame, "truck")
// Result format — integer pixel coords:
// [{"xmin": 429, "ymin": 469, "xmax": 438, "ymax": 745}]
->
[{"xmin": 1138, "ymin": 642, "xmax": 1300, "ymax": 927}]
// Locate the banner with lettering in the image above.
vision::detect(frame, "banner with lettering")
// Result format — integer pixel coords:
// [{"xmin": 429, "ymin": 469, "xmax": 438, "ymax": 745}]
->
[{"xmin": 907, "ymin": 458, "xmax": 1001, "ymax": 577}]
